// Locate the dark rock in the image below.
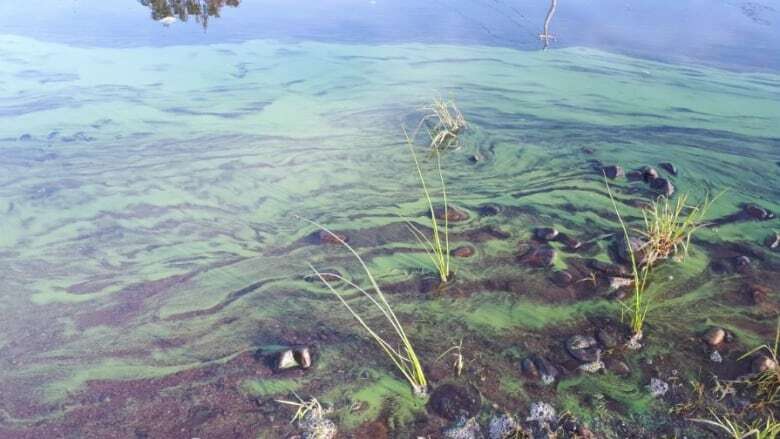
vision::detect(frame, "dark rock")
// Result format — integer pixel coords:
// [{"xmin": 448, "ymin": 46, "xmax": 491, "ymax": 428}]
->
[
  {"xmin": 565, "ymin": 335, "xmax": 600, "ymax": 363},
  {"xmin": 271, "ymin": 346, "xmax": 312, "ymax": 371},
  {"xmin": 468, "ymin": 153, "xmax": 484, "ymax": 164},
  {"xmin": 744, "ymin": 204, "xmax": 772, "ymax": 220},
  {"xmin": 650, "ymin": 177, "xmax": 675, "ymax": 197},
  {"xmin": 434, "ymin": 206, "xmax": 470, "ymax": 222},
  {"xmin": 659, "ymin": 162, "xmax": 678, "ymax": 175},
  {"xmin": 602, "ymin": 165, "xmax": 624, "ymax": 179},
  {"xmin": 765, "ymin": 232, "xmax": 780, "ymax": 249},
  {"xmin": 319, "ymin": 230, "xmax": 347, "ymax": 245},
  {"xmin": 477, "ymin": 203, "xmax": 501, "ymax": 216},
  {"xmin": 428, "ymin": 383, "xmax": 481, "ymax": 421},
  {"xmin": 735, "ymin": 255, "xmax": 751, "ymax": 270},
  {"xmin": 556, "ymin": 233, "xmax": 582, "ymax": 250},
  {"xmin": 550, "ymin": 270, "xmax": 573, "ymax": 287},
  {"xmin": 626, "ymin": 170, "xmax": 645, "ymax": 181},
  {"xmin": 587, "ymin": 259, "xmax": 629, "ymax": 277},
  {"xmin": 581, "ymin": 147, "xmax": 595, "ymax": 154},
  {"xmin": 615, "ymin": 235, "xmax": 649, "ymax": 266},
  {"xmin": 533, "ymin": 356, "xmax": 559, "ymax": 382},
  {"xmin": 703, "ymin": 327, "xmax": 726, "ymax": 348},
  {"xmin": 452, "ymin": 246, "xmax": 475, "ymax": 258},
  {"xmin": 521, "ymin": 358, "xmax": 540, "ymax": 380},
  {"xmin": 19, "ymin": 133, "xmax": 32, "ymax": 141},
  {"xmin": 534, "ymin": 227, "xmax": 559, "ymax": 241},
  {"xmin": 641, "ymin": 166, "xmax": 659, "ymax": 182},
  {"xmin": 519, "ymin": 245, "xmax": 556, "ymax": 268}
]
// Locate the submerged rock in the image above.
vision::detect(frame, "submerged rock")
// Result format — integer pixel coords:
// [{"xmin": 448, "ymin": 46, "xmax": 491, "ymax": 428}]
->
[
  {"xmin": 521, "ymin": 358, "xmax": 540, "ymax": 380},
  {"xmin": 710, "ymin": 351, "xmax": 723, "ymax": 363},
  {"xmin": 443, "ymin": 417, "xmax": 483, "ymax": 439},
  {"xmin": 566, "ymin": 335, "xmax": 600, "ymax": 363},
  {"xmin": 434, "ymin": 206, "xmax": 470, "ymax": 222},
  {"xmin": 588, "ymin": 259, "xmax": 629, "ymax": 277},
  {"xmin": 429, "ymin": 384, "xmax": 481, "ymax": 421},
  {"xmin": 703, "ymin": 327, "xmax": 726, "ymax": 348},
  {"xmin": 602, "ymin": 165, "xmax": 624, "ymax": 179},
  {"xmin": 597, "ymin": 328, "xmax": 620, "ymax": 348},
  {"xmin": 452, "ymin": 246, "xmax": 475, "ymax": 258},
  {"xmin": 318, "ymin": 230, "xmax": 347, "ymax": 245},
  {"xmin": 615, "ymin": 235, "xmax": 649, "ymax": 266},
  {"xmin": 659, "ymin": 162, "xmax": 678, "ymax": 175},
  {"xmin": 534, "ymin": 227, "xmax": 559, "ymax": 241},
  {"xmin": 522, "ymin": 356, "xmax": 558, "ymax": 384},
  {"xmin": 477, "ymin": 203, "xmax": 502, "ymax": 216},
  {"xmin": 647, "ymin": 378, "xmax": 669, "ymax": 397},
  {"xmin": 650, "ymin": 177, "xmax": 675, "ymax": 197},
  {"xmin": 518, "ymin": 244, "xmax": 556, "ymax": 268},
  {"xmin": 488, "ymin": 414, "xmax": 520, "ymax": 439},
  {"xmin": 606, "ymin": 359, "xmax": 631, "ymax": 376},
  {"xmin": 735, "ymin": 255, "xmax": 751, "ymax": 270}
]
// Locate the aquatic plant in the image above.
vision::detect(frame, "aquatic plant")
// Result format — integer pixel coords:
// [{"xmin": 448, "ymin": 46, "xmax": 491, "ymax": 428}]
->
[
  {"xmin": 739, "ymin": 318, "xmax": 780, "ymax": 411},
  {"xmin": 303, "ymin": 219, "xmax": 428, "ymax": 396},
  {"xmin": 276, "ymin": 393, "xmax": 324, "ymax": 424},
  {"xmin": 435, "ymin": 338, "xmax": 464, "ymax": 377},
  {"xmin": 604, "ymin": 178, "xmax": 652, "ymax": 344},
  {"xmin": 403, "ymin": 127, "xmax": 452, "ymax": 283},
  {"xmin": 414, "ymin": 96, "xmax": 467, "ymax": 153},
  {"xmin": 691, "ymin": 411, "xmax": 780, "ymax": 439},
  {"xmin": 637, "ymin": 192, "xmax": 719, "ymax": 266}
]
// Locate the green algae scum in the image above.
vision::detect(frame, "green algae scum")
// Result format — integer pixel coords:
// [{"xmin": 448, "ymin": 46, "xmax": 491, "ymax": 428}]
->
[{"xmin": 1, "ymin": 2, "xmax": 780, "ymax": 438}]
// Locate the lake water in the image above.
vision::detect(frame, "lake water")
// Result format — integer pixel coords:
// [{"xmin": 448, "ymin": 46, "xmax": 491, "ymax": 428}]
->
[{"xmin": 1, "ymin": 1, "xmax": 779, "ymax": 438}]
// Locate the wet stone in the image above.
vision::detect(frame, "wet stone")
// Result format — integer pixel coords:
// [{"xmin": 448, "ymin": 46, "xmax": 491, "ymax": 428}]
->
[
  {"xmin": 19, "ymin": 133, "xmax": 32, "ymax": 141},
  {"xmin": 744, "ymin": 204, "xmax": 772, "ymax": 220},
  {"xmin": 641, "ymin": 166, "xmax": 659, "ymax": 182},
  {"xmin": 703, "ymin": 327, "xmax": 726, "ymax": 348},
  {"xmin": 477, "ymin": 203, "xmax": 502, "ymax": 216},
  {"xmin": 521, "ymin": 358, "xmax": 540, "ymax": 380},
  {"xmin": 602, "ymin": 165, "xmax": 624, "ymax": 179},
  {"xmin": 534, "ymin": 227, "xmax": 559, "ymax": 241},
  {"xmin": 659, "ymin": 162, "xmax": 678, "ymax": 175},
  {"xmin": 533, "ymin": 356, "xmax": 559, "ymax": 383},
  {"xmin": 565, "ymin": 335, "xmax": 600, "ymax": 363},
  {"xmin": 272, "ymin": 346, "xmax": 312, "ymax": 372},
  {"xmin": 735, "ymin": 255, "xmax": 751, "ymax": 270},
  {"xmin": 765, "ymin": 232, "xmax": 780, "ymax": 249},
  {"xmin": 452, "ymin": 246, "xmax": 475, "ymax": 258},
  {"xmin": 550, "ymin": 270, "xmax": 573, "ymax": 287},
  {"xmin": 556, "ymin": 233, "xmax": 582, "ymax": 250},
  {"xmin": 521, "ymin": 245, "xmax": 556, "ymax": 268},
  {"xmin": 429, "ymin": 384, "xmax": 482, "ymax": 421},
  {"xmin": 752, "ymin": 355, "xmax": 778, "ymax": 373},
  {"xmin": 650, "ymin": 177, "xmax": 675, "ymax": 197},
  {"xmin": 626, "ymin": 170, "xmax": 645, "ymax": 181},
  {"xmin": 615, "ymin": 235, "xmax": 649, "ymax": 266},
  {"xmin": 606, "ymin": 359, "xmax": 630, "ymax": 376},
  {"xmin": 434, "ymin": 206, "xmax": 470, "ymax": 222}
]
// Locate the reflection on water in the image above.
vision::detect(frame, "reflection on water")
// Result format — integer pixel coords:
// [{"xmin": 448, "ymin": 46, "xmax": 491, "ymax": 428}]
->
[{"xmin": 139, "ymin": 0, "xmax": 240, "ymax": 28}]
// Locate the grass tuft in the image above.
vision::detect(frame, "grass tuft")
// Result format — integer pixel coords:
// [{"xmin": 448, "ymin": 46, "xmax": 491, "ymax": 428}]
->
[
  {"xmin": 302, "ymin": 218, "xmax": 428, "ymax": 396},
  {"xmin": 739, "ymin": 317, "xmax": 780, "ymax": 412},
  {"xmin": 413, "ymin": 96, "xmax": 467, "ymax": 153},
  {"xmin": 691, "ymin": 411, "xmax": 780, "ymax": 439},
  {"xmin": 403, "ymin": 126, "xmax": 452, "ymax": 283}
]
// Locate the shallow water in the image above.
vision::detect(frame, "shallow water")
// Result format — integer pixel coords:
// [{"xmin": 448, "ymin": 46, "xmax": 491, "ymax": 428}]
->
[{"xmin": 1, "ymin": 1, "xmax": 779, "ymax": 438}]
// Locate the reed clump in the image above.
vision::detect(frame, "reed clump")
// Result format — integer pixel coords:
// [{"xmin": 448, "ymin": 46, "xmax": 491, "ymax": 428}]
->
[
  {"xmin": 304, "ymin": 219, "xmax": 428, "ymax": 396},
  {"xmin": 691, "ymin": 411, "xmax": 780, "ymax": 439},
  {"xmin": 403, "ymin": 127, "xmax": 452, "ymax": 283},
  {"xmin": 739, "ymin": 318, "xmax": 780, "ymax": 411},
  {"xmin": 637, "ymin": 193, "xmax": 719, "ymax": 266},
  {"xmin": 414, "ymin": 96, "xmax": 467, "ymax": 153}
]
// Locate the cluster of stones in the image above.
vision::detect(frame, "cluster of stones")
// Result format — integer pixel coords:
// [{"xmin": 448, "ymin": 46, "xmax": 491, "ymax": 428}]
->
[{"xmin": 602, "ymin": 162, "xmax": 675, "ymax": 197}]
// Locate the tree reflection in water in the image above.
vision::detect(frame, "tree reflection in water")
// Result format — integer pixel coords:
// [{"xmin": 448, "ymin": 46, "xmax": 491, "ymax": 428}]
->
[{"xmin": 139, "ymin": 0, "xmax": 241, "ymax": 28}]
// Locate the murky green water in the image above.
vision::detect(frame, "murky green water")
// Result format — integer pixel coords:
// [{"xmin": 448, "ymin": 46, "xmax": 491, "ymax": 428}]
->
[{"xmin": 1, "ymin": 2, "xmax": 779, "ymax": 438}]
